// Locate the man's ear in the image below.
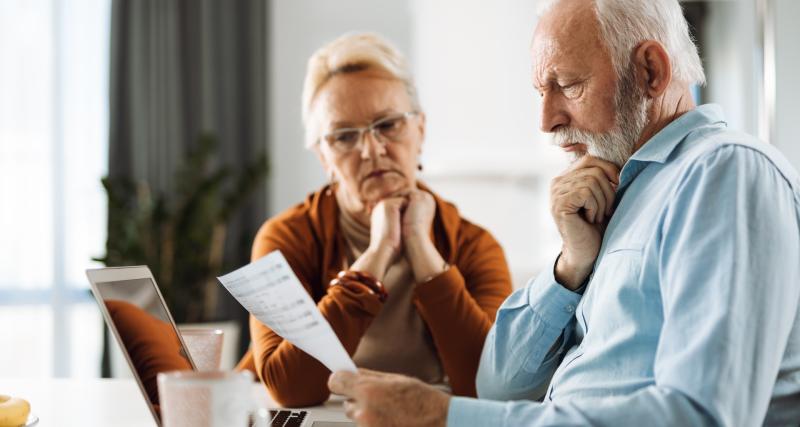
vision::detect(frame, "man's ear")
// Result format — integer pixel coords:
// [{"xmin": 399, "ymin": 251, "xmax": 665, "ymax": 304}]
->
[{"xmin": 632, "ymin": 40, "xmax": 672, "ymax": 98}]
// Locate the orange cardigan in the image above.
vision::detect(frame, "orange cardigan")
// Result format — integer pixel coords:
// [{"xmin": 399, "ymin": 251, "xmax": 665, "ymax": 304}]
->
[
  {"xmin": 104, "ymin": 299, "xmax": 192, "ymax": 405},
  {"xmin": 248, "ymin": 184, "xmax": 512, "ymax": 407}
]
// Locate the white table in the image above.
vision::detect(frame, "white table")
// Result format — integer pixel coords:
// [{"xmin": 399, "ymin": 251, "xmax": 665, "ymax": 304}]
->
[{"xmin": 2, "ymin": 378, "xmax": 349, "ymax": 426}]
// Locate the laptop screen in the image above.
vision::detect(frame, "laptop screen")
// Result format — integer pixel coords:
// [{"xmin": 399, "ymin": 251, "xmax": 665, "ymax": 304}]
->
[{"xmin": 94, "ymin": 276, "xmax": 193, "ymax": 416}]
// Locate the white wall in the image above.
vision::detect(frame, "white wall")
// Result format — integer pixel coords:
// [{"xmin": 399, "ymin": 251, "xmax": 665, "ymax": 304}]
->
[
  {"xmin": 773, "ymin": 0, "xmax": 800, "ymax": 169},
  {"xmin": 702, "ymin": 0, "xmax": 760, "ymax": 136},
  {"xmin": 409, "ymin": 0, "xmax": 565, "ymax": 286},
  {"xmin": 267, "ymin": 1, "xmax": 564, "ymax": 287},
  {"xmin": 267, "ymin": 1, "xmax": 412, "ymax": 215},
  {"xmin": 701, "ymin": 0, "xmax": 800, "ymax": 170}
]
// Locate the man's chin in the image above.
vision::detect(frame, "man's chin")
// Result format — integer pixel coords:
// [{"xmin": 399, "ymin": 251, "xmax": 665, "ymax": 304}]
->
[
  {"xmin": 569, "ymin": 148, "xmax": 630, "ymax": 169},
  {"xmin": 566, "ymin": 145, "xmax": 591, "ymax": 164}
]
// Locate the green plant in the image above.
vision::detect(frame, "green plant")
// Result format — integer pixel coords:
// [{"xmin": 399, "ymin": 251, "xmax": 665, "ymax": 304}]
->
[{"xmin": 94, "ymin": 134, "xmax": 268, "ymax": 322}]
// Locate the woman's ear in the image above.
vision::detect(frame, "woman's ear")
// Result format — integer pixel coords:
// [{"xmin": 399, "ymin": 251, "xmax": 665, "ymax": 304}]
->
[
  {"xmin": 416, "ymin": 112, "xmax": 426, "ymax": 153},
  {"xmin": 313, "ymin": 145, "xmax": 334, "ymax": 179},
  {"xmin": 632, "ymin": 40, "xmax": 672, "ymax": 98}
]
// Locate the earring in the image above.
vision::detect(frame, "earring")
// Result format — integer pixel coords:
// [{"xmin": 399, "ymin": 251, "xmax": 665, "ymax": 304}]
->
[
  {"xmin": 417, "ymin": 163, "xmax": 423, "ymax": 171},
  {"xmin": 325, "ymin": 170, "xmax": 335, "ymax": 196}
]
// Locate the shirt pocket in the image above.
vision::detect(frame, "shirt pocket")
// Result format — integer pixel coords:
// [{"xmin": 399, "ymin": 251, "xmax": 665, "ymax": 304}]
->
[
  {"xmin": 597, "ymin": 244, "xmax": 644, "ymax": 282},
  {"xmin": 596, "ymin": 243, "xmax": 645, "ymax": 278},
  {"xmin": 590, "ymin": 239, "xmax": 645, "ymax": 289},
  {"xmin": 580, "ymin": 244, "xmax": 646, "ymax": 333},
  {"xmin": 603, "ymin": 240, "xmax": 645, "ymax": 256}
]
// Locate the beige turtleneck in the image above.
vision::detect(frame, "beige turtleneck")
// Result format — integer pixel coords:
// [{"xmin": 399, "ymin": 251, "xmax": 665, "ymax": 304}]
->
[
  {"xmin": 337, "ymin": 201, "xmax": 445, "ymax": 384},
  {"xmin": 246, "ymin": 183, "xmax": 513, "ymax": 407}
]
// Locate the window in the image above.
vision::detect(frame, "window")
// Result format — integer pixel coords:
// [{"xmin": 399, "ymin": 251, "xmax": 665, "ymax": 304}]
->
[
  {"xmin": 0, "ymin": 0, "xmax": 110, "ymax": 377},
  {"xmin": 411, "ymin": 0, "xmax": 566, "ymax": 287}
]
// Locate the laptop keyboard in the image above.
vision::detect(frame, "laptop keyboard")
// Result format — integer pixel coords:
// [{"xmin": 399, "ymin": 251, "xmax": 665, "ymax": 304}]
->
[{"xmin": 269, "ymin": 410, "xmax": 308, "ymax": 427}]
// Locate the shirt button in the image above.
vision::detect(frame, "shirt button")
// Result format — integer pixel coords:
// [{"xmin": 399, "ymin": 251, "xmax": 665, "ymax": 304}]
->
[{"xmin": 565, "ymin": 305, "xmax": 575, "ymax": 313}]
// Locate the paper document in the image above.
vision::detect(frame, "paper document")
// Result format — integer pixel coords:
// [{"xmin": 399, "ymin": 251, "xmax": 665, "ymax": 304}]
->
[{"xmin": 218, "ymin": 250, "xmax": 357, "ymax": 373}]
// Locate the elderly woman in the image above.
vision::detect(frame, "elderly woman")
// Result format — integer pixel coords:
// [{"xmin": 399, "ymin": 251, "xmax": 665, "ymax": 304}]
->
[{"xmin": 245, "ymin": 32, "xmax": 512, "ymax": 407}]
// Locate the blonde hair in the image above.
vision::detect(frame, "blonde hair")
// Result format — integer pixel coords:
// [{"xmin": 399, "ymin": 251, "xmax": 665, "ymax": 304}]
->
[{"xmin": 301, "ymin": 32, "xmax": 421, "ymax": 147}]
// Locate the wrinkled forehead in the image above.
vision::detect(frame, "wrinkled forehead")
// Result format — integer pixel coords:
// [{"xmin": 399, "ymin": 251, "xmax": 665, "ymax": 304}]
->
[
  {"xmin": 531, "ymin": 0, "xmax": 608, "ymax": 81},
  {"xmin": 313, "ymin": 71, "xmax": 412, "ymax": 127}
]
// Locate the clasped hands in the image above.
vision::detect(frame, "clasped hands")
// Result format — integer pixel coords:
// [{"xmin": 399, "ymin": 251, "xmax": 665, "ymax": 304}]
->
[
  {"xmin": 332, "ymin": 157, "xmax": 621, "ymax": 426},
  {"xmin": 352, "ymin": 188, "xmax": 446, "ymax": 283}
]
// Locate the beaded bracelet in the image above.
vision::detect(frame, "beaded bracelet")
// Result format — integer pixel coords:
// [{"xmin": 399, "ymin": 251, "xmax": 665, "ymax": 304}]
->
[
  {"xmin": 329, "ymin": 270, "xmax": 389, "ymax": 303},
  {"xmin": 330, "ymin": 277, "xmax": 374, "ymax": 298}
]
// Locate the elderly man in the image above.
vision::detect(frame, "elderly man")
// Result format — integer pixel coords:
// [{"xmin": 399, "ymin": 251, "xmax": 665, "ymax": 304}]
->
[{"xmin": 328, "ymin": 0, "xmax": 800, "ymax": 425}]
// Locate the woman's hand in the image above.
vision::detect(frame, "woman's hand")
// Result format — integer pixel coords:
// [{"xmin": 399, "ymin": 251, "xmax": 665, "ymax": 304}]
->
[
  {"xmin": 353, "ymin": 189, "xmax": 447, "ymax": 284},
  {"xmin": 352, "ymin": 196, "xmax": 407, "ymax": 280},
  {"xmin": 369, "ymin": 196, "xmax": 407, "ymax": 255},
  {"xmin": 401, "ymin": 190, "xmax": 447, "ymax": 283},
  {"xmin": 401, "ymin": 189, "xmax": 436, "ymax": 241}
]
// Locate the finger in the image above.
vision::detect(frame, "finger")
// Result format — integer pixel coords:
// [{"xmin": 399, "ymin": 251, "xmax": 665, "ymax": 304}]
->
[
  {"xmin": 569, "ymin": 156, "xmax": 620, "ymax": 184},
  {"xmin": 382, "ymin": 189, "xmax": 413, "ymax": 202},
  {"xmin": 410, "ymin": 188, "xmax": 430, "ymax": 201},
  {"xmin": 573, "ymin": 169, "xmax": 616, "ymax": 217},
  {"xmin": 373, "ymin": 199, "xmax": 406, "ymax": 219},
  {"xmin": 420, "ymin": 190, "xmax": 434, "ymax": 205},
  {"xmin": 574, "ymin": 186, "xmax": 601, "ymax": 224},
  {"xmin": 343, "ymin": 399, "xmax": 359, "ymax": 420},
  {"xmin": 579, "ymin": 189, "xmax": 601, "ymax": 224},
  {"xmin": 581, "ymin": 179, "xmax": 607, "ymax": 223},
  {"xmin": 555, "ymin": 168, "xmax": 616, "ymax": 216},
  {"xmin": 394, "ymin": 188, "xmax": 413, "ymax": 198},
  {"xmin": 381, "ymin": 195, "xmax": 406, "ymax": 204},
  {"xmin": 584, "ymin": 172, "xmax": 615, "ymax": 221},
  {"xmin": 404, "ymin": 190, "xmax": 421, "ymax": 206},
  {"xmin": 357, "ymin": 368, "xmax": 401, "ymax": 381},
  {"xmin": 552, "ymin": 178, "xmax": 606, "ymax": 221},
  {"xmin": 328, "ymin": 371, "xmax": 359, "ymax": 396},
  {"xmin": 552, "ymin": 190, "xmax": 580, "ymax": 219},
  {"xmin": 383, "ymin": 196, "xmax": 409, "ymax": 210},
  {"xmin": 587, "ymin": 170, "xmax": 616, "ymax": 216},
  {"xmin": 557, "ymin": 188, "xmax": 600, "ymax": 223}
]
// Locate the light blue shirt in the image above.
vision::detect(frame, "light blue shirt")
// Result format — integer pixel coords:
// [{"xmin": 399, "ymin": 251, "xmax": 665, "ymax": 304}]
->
[{"xmin": 448, "ymin": 105, "xmax": 800, "ymax": 426}]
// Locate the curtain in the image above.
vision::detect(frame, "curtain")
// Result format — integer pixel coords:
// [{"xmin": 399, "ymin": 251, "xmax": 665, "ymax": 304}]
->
[{"xmin": 106, "ymin": 0, "xmax": 268, "ymax": 362}]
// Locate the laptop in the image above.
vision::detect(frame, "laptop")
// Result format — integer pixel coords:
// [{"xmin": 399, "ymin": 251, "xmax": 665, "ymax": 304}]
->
[{"xmin": 87, "ymin": 265, "xmax": 352, "ymax": 427}]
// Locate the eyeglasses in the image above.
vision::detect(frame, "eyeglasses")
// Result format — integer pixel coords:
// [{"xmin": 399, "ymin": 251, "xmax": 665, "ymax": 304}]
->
[{"xmin": 319, "ymin": 111, "xmax": 418, "ymax": 154}]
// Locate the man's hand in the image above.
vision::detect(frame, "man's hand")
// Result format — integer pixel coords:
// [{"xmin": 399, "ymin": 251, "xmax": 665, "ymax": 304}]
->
[
  {"xmin": 328, "ymin": 369, "xmax": 450, "ymax": 427},
  {"xmin": 550, "ymin": 156, "xmax": 620, "ymax": 290}
]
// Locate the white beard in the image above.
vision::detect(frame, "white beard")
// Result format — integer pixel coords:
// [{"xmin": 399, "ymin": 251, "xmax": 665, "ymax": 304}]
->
[{"xmin": 553, "ymin": 69, "xmax": 650, "ymax": 168}]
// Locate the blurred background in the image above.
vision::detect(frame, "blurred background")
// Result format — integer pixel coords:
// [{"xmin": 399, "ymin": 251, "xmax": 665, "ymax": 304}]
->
[{"xmin": 1, "ymin": 0, "xmax": 798, "ymax": 379}]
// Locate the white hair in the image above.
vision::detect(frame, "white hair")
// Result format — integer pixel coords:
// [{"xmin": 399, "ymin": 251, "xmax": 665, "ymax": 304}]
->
[
  {"xmin": 301, "ymin": 32, "xmax": 421, "ymax": 147},
  {"xmin": 537, "ymin": 0, "xmax": 706, "ymax": 86}
]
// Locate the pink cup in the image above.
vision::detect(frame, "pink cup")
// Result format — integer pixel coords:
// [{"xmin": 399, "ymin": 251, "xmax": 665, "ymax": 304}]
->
[
  {"xmin": 157, "ymin": 370, "xmax": 256, "ymax": 427},
  {"xmin": 179, "ymin": 328, "xmax": 224, "ymax": 372}
]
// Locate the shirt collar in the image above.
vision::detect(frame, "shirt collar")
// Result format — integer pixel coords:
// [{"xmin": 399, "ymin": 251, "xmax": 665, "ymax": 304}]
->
[{"xmin": 618, "ymin": 104, "xmax": 727, "ymax": 190}]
